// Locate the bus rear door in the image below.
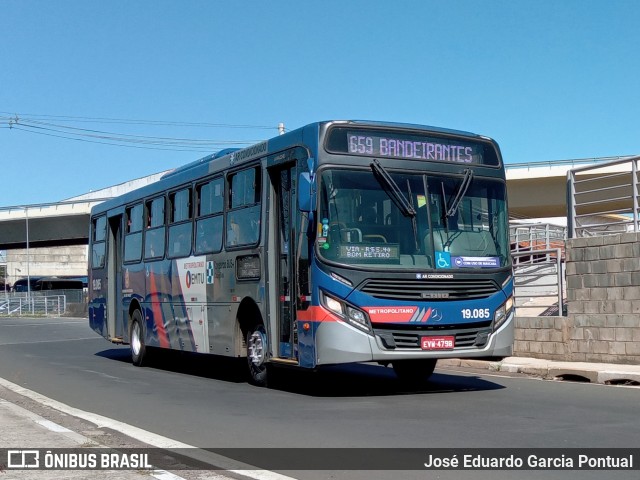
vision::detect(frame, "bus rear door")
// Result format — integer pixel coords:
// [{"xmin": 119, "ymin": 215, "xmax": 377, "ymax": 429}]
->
[{"xmin": 106, "ymin": 214, "xmax": 125, "ymax": 341}]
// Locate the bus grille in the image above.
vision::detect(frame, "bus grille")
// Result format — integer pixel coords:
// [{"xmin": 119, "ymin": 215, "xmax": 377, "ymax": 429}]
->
[
  {"xmin": 374, "ymin": 323, "xmax": 492, "ymax": 350},
  {"xmin": 360, "ymin": 278, "xmax": 499, "ymax": 301}
]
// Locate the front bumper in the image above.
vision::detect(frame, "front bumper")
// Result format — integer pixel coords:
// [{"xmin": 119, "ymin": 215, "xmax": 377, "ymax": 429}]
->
[{"xmin": 314, "ymin": 310, "xmax": 514, "ymax": 366}]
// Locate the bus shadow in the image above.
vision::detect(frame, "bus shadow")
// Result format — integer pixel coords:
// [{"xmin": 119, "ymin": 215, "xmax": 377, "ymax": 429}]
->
[
  {"xmin": 268, "ymin": 362, "xmax": 505, "ymax": 397},
  {"xmin": 95, "ymin": 347, "xmax": 132, "ymax": 363},
  {"xmin": 95, "ymin": 348, "xmax": 504, "ymax": 396},
  {"xmin": 95, "ymin": 347, "xmax": 247, "ymax": 383}
]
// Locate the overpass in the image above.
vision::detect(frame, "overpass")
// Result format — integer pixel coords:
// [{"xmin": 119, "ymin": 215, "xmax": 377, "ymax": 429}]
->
[
  {"xmin": 0, "ymin": 171, "xmax": 168, "ymax": 250},
  {"xmin": 506, "ymin": 156, "xmax": 633, "ymax": 218},
  {"xmin": 0, "ymin": 156, "xmax": 634, "ymax": 250}
]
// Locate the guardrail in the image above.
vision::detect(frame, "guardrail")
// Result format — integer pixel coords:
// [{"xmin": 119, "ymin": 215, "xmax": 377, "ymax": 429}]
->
[
  {"xmin": 567, "ymin": 155, "xmax": 640, "ymax": 237},
  {"xmin": 10, "ymin": 289, "xmax": 86, "ymax": 304},
  {"xmin": 510, "ymin": 223, "xmax": 566, "ymax": 264},
  {"xmin": 507, "ymin": 155, "xmax": 634, "ymax": 172},
  {"xmin": 512, "ymin": 249, "xmax": 565, "ymax": 316},
  {"xmin": 0, "ymin": 295, "xmax": 67, "ymax": 316}
]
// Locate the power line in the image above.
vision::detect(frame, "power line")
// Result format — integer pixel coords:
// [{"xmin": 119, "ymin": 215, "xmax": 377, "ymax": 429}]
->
[
  {"xmin": 9, "ymin": 125, "xmax": 240, "ymax": 152},
  {"xmin": 9, "ymin": 120, "xmax": 259, "ymax": 147},
  {"xmin": 14, "ymin": 118, "xmax": 257, "ymax": 144},
  {"xmin": 0, "ymin": 111, "xmax": 277, "ymax": 130},
  {"xmin": 0, "ymin": 111, "xmax": 281, "ymax": 152}
]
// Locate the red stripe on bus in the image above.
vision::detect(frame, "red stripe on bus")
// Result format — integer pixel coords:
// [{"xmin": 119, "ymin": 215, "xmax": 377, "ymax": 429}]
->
[
  {"xmin": 296, "ymin": 306, "xmax": 341, "ymax": 323},
  {"xmin": 148, "ymin": 271, "xmax": 170, "ymax": 348}
]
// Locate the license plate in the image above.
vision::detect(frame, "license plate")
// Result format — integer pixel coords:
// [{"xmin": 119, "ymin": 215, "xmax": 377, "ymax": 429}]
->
[{"xmin": 420, "ymin": 336, "xmax": 455, "ymax": 350}]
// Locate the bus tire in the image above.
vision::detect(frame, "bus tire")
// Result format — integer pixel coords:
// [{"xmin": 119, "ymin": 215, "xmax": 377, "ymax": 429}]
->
[
  {"xmin": 246, "ymin": 324, "xmax": 268, "ymax": 387},
  {"xmin": 130, "ymin": 310, "xmax": 147, "ymax": 367},
  {"xmin": 392, "ymin": 359, "xmax": 437, "ymax": 384}
]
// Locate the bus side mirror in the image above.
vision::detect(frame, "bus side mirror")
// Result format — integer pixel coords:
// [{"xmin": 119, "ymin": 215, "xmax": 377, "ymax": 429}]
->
[{"xmin": 298, "ymin": 172, "xmax": 316, "ymax": 213}]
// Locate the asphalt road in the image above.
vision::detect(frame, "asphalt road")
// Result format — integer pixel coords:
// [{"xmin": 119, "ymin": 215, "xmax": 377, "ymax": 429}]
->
[{"xmin": 0, "ymin": 316, "xmax": 638, "ymax": 480}]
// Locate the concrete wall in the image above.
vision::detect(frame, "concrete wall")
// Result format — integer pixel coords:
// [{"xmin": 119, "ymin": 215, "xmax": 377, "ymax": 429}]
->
[
  {"xmin": 5, "ymin": 246, "xmax": 88, "ymax": 284},
  {"xmin": 513, "ymin": 316, "xmax": 569, "ymax": 361},
  {"xmin": 513, "ymin": 232, "xmax": 640, "ymax": 365}
]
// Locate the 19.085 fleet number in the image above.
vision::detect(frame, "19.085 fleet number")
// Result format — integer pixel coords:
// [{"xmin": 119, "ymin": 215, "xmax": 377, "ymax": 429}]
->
[{"xmin": 461, "ymin": 308, "xmax": 490, "ymax": 319}]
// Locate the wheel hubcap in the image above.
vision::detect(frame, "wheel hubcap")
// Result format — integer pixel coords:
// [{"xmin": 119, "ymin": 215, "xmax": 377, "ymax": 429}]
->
[
  {"xmin": 248, "ymin": 330, "xmax": 265, "ymax": 367},
  {"xmin": 131, "ymin": 323, "xmax": 141, "ymax": 356}
]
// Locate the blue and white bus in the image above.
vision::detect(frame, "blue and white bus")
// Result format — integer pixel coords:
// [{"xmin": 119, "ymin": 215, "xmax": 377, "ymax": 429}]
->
[{"xmin": 88, "ymin": 120, "xmax": 513, "ymax": 386}]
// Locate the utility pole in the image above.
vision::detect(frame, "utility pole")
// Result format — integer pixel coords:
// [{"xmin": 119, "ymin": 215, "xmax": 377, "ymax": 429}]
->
[
  {"xmin": 25, "ymin": 207, "xmax": 31, "ymax": 308},
  {"xmin": 278, "ymin": 123, "xmax": 285, "ymax": 135}
]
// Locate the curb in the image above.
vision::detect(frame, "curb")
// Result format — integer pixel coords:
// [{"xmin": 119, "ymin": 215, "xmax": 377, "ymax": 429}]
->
[
  {"xmin": 438, "ymin": 357, "xmax": 640, "ymax": 386},
  {"xmin": 0, "ymin": 377, "xmax": 298, "ymax": 480}
]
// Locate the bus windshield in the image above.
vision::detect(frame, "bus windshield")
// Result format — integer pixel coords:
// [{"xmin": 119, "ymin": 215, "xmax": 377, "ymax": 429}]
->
[{"xmin": 317, "ymin": 169, "xmax": 510, "ymax": 270}]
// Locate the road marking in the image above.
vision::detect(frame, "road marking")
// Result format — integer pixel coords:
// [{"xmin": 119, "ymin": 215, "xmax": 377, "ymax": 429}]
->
[
  {"xmin": 151, "ymin": 470, "xmax": 189, "ymax": 480},
  {"xmin": 0, "ymin": 376, "xmax": 298, "ymax": 480},
  {"xmin": 0, "ymin": 398, "xmax": 97, "ymax": 445},
  {"xmin": 2, "ymin": 399, "xmax": 187, "ymax": 479},
  {"xmin": 0, "ymin": 337, "xmax": 101, "ymax": 346},
  {"xmin": 0, "ymin": 321, "xmax": 89, "ymax": 327},
  {"xmin": 36, "ymin": 418, "xmax": 73, "ymax": 433}
]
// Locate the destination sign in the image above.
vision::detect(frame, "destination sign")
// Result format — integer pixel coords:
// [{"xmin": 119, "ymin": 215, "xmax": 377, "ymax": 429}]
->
[
  {"xmin": 325, "ymin": 127, "xmax": 499, "ymax": 166},
  {"xmin": 339, "ymin": 244, "xmax": 399, "ymax": 260},
  {"xmin": 347, "ymin": 133, "xmax": 482, "ymax": 164}
]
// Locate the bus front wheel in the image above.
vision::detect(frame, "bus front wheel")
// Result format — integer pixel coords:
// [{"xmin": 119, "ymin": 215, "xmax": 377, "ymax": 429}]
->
[
  {"xmin": 392, "ymin": 359, "xmax": 437, "ymax": 384},
  {"xmin": 130, "ymin": 310, "xmax": 147, "ymax": 367},
  {"xmin": 246, "ymin": 324, "xmax": 269, "ymax": 387}
]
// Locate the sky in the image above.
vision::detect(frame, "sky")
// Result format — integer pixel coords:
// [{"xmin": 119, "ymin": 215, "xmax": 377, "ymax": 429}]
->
[{"xmin": 1, "ymin": 0, "xmax": 639, "ymax": 206}]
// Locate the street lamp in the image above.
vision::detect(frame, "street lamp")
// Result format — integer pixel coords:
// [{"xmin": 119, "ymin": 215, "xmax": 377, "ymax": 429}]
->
[
  {"xmin": 26, "ymin": 207, "xmax": 30, "ymax": 300},
  {"xmin": 12, "ymin": 206, "xmax": 31, "ymax": 299}
]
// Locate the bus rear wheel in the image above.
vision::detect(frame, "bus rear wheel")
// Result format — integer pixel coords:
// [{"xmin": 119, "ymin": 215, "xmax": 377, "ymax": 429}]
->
[
  {"xmin": 246, "ymin": 324, "xmax": 269, "ymax": 387},
  {"xmin": 130, "ymin": 310, "xmax": 147, "ymax": 367},
  {"xmin": 392, "ymin": 359, "xmax": 437, "ymax": 384}
]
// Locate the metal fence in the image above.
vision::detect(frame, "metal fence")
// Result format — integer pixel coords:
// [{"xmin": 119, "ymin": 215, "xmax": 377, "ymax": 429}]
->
[
  {"xmin": 568, "ymin": 155, "xmax": 640, "ymax": 237},
  {"xmin": 0, "ymin": 295, "xmax": 67, "ymax": 316},
  {"xmin": 9, "ymin": 289, "xmax": 86, "ymax": 304},
  {"xmin": 510, "ymin": 223, "xmax": 566, "ymax": 263},
  {"xmin": 0, "ymin": 289, "xmax": 86, "ymax": 316},
  {"xmin": 510, "ymin": 223, "xmax": 567, "ymax": 316},
  {"xmin": 512, "ymin": 249, "xmax": 565, "ymax": 316}
]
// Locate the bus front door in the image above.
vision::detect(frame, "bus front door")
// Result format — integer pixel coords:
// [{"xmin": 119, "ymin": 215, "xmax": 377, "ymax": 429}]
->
[{"xmin": 271, "ymin": 165, "xmax": 298, "ymax": 361}]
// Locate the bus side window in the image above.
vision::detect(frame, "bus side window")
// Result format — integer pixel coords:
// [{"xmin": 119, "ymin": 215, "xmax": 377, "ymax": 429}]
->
[
  {"xmin": 124, "ymin": 204, "xmax": 143, "ymax": 263},
  {"xmin": 91, "ymin": 216, "xmax": 107, "ymax": 268},
  {"xmin": 168, "ymin": 188, "xmax": 193, "ymax": 258},
  {"xmin": 195, "ymin": 178, "xmax": 223, "ymax": 254},
  {"xmin": 144, "ymin": 196, "xmax": 165, "ymax": 259},
  {"xmin": 226, "ymin": 167, "xmax": 261, "ymax": 248}
]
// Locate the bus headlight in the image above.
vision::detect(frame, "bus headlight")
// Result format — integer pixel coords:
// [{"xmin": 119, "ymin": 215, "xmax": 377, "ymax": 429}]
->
[
  {"xmin": 321, "ymin": 291, "xmax": 372, "ymax": 334},
  {"xmin": 346, "ymin": 306, "xmax": 370, "ymax": 332},
  {"xmin": 324, "ymin": 295, "xmax": 344, "ymax": 316},
  {"xmin": 493, "ymin": 296, "xmax": 514, "ymax": 331}
]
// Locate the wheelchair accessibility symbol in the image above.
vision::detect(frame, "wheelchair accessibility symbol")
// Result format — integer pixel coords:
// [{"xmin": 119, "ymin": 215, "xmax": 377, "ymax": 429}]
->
[{"xmin": 436, "ymin": 251, "xmax": 451, "ymax": 269}]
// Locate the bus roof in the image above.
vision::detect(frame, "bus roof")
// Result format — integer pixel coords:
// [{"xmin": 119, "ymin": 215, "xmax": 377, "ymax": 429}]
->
[
  {"xmin": 340, "ymin": 120, "xmax": 480, "ymax": 139},
  {"xmin": 90, "ymin": 120, "xmax": 495, "ymax": 216}
]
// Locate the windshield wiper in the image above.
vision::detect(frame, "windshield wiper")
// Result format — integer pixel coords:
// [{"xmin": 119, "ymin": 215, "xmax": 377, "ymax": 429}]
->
[
  {"xmin": 406, "ymin": 179, "xmax": 420, "ymax": 252},
  {"xmin": 370, "ymin": 159, "xmax": 416, "ymax": 218},
  {"xmin": 445, "ymin": 168, "xmax": 473, "ymax": 217}
]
